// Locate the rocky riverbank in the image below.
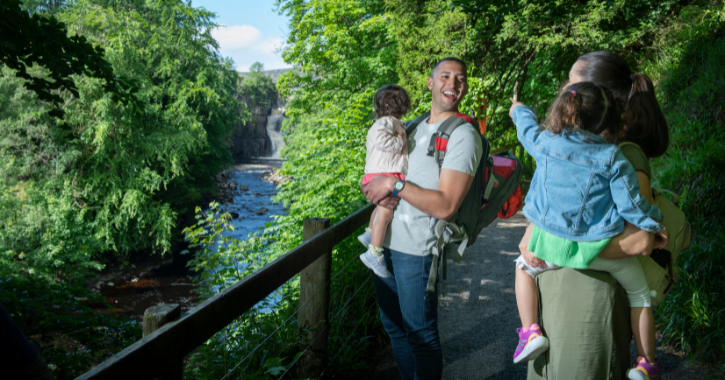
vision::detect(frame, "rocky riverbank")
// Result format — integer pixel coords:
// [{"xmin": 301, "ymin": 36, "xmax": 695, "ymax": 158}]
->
[{"xmin": 89, "ymin": 162, "xmax": 286, "ymax": 322}]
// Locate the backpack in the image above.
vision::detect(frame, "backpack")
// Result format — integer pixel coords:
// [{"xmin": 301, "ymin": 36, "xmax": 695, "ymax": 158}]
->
[
  {"xmin": 639, "ymin": 189, "xmax": 691, "ymax": 307},
  {"xmin": 617, "ymin": 142, "xmax": 692, "ymax": 307},
  {"xmin": 405, "ymin": 112, "xmax": 524, "ymax": 292}
]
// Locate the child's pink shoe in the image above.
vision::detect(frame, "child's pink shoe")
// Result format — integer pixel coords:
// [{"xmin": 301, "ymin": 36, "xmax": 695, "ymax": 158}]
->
[
  {"xmin": 627, "ymin": 356, "xmax": 662, "ymax": 380},
  {"xmin": 513, "ymin": 323, "xmax": 549, "ymax": 363}
]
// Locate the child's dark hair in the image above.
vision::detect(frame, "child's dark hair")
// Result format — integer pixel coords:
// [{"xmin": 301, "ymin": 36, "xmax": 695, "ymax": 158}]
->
[
  {"xmin": 575, "ymin": 51, "xmax": 669, "ymax": 157},
  {"xmin": 374, "ymin": 85, "xmax": 411, "ymax": 119},
  {"xmin": 545, "ymin": 82, "xmax": 623, "ymax": 140}
]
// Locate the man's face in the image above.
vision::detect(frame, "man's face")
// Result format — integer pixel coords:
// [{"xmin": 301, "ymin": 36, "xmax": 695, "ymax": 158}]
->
[{"xmin": 428, "ymin": 60, "xmax": 468, "ymax": 113}]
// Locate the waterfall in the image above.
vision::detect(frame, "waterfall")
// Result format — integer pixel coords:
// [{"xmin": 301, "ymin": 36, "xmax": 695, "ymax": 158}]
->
[{"xmin": 265, "ymin": 108, "xmax": 286, "ymax": 159}]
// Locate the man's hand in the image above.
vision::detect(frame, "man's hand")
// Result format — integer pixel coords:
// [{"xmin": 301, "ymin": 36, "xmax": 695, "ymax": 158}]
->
[
  {"xmin": 509, "ymin": 97, "xmax": 526, "ymax": 116},
  {"xmin": 361, "ymin": 175, "xmax": 400, "ymax": 210},
  {"xmin": 519, "ymin": 223, "xmax": 546, "ymax": 268}
]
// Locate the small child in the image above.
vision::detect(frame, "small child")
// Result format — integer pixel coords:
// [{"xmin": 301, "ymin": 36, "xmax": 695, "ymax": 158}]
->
[
  {"xmin": 358, "ymin": 85, "xmax": 411, "ymax": 278},
  {"xmin": 509, "ymin": 82, "xmax": 668, "ymax": 380}
]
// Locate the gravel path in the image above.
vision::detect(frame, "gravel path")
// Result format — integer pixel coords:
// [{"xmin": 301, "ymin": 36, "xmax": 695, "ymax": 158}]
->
[
  {"xmin": 438, "ymin": 212, "xmax": 528, "ymax": 379},
  {"xmin": 370, "ymin": 211, "xmax": 713, "ymax": 379}
]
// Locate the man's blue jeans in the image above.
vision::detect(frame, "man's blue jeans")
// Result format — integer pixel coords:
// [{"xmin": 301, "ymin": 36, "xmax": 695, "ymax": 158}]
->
[{"xmin": 372, "ymin": 248, "xmax": 442, "ymax": 380}]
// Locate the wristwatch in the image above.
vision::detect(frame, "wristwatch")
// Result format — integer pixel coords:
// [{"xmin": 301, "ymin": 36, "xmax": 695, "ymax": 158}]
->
[{"xmin": 392, "ymin": 180, "xmax": 405, "ymax": 197}]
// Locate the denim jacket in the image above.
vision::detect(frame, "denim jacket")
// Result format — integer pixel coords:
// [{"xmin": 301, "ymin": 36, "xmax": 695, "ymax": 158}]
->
[{"xmin": 512, "ymin": 106, "xmax": 664, "ymax": 241}]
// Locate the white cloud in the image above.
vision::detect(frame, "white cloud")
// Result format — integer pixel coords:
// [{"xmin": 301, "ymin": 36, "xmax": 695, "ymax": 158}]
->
[
  {"xmin": 211, "ymin": 25, "xmax": 262, "ymax": 52},
  {"xmin": 255, "ymin": 37, "xmax": 285, "ymax": 54},
  {"xmin": 211, "ymin": 24, "xmax": 290, "ymax": 72}
]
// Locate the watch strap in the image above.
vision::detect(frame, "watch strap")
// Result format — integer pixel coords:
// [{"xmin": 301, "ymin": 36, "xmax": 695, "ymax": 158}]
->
[{"xmin": 392, "ymin": 180, "xmax": 404, "ymax": 197}]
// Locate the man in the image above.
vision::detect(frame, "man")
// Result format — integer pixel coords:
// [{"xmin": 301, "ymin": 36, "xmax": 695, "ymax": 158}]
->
[{"xmin": 363, "ymin": 57, "xmax": 484, "ymax": 380}]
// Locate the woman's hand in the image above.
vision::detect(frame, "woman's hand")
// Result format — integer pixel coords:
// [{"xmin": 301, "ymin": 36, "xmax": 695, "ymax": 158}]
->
[
  {"xmin": 654, "ymin": 229, "xmax": 669, "ymax": 250},
  {"xmin": 509, "ymin": 98, "xmax": 526, "ymax": 116},
  {"xmin": 519, "ymin": 223, "xmax": 546, "ymax": 268}
]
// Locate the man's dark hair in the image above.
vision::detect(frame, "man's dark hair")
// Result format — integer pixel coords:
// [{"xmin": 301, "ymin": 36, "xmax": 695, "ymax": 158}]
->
[
  {"xmin": 374, "ymin": 84, "xmax": 411, "ymax": 119},
  {"xmin": 431, "ymin": 57, "xmax": 468, "ymax": 78}
]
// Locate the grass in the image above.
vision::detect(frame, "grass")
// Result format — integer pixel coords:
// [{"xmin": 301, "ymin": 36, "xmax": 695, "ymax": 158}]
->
[{"xmin": 645, "ymin": 1, "xmax": 725, "ymax": 371}]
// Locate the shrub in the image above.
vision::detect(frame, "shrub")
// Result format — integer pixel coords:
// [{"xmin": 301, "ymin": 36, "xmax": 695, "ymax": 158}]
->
[{"xmin": 0, "ymin": 277, "xmax": 141, "ymax": 379}]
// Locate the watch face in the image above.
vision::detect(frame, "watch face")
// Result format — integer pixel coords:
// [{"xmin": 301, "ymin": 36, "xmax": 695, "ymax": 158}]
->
[{"xmin": 395, "ymin": 181, "xmax": 404, "ymax": 190}]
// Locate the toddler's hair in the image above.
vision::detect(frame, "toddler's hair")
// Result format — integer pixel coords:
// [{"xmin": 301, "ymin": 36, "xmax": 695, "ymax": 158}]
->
[
  {"xmin": 374, "ymin": 85, "xmax": 411, "ymax": 119},
  {"xmin": 545, "ymin": 82, "xmax": 623, "ymax": 141}
]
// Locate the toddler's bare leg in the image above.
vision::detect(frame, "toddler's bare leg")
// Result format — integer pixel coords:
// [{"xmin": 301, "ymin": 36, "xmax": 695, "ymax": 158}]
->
[
  {"xmin": 368, "ymin": 207, "xmax": 377, "ymax": 231},
  {"xmin": 631, "ymin": 307, "xmax": 656, "ymax": 363},
  {"xmin": 370, "ymin": 206, "xmax": 393, "ymax": 248},
  {"xmin": 515, "ymin": 267, "xmax": 539, "ymax": 328}
]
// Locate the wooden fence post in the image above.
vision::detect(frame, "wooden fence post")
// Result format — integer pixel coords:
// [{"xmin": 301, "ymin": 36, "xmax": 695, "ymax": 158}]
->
[
  {"xmin": 143, "ymin": 304, "xmax": 182, "ymax": 380},
  {"xmin": 297, "ymin": 218, "xmax": 332, "ymax": 377}
]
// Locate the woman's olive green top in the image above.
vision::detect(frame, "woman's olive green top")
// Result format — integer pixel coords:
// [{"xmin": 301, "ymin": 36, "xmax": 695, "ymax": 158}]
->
[{"xmin": 620, "ymin": 143, "xmax": 651, "ymax": 179}]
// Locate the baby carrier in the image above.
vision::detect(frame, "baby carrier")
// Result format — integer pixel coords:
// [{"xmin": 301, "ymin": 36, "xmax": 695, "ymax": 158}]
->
[{"xmin": 405, "ymin": 112, "xmax": 524, "ymax": 292}]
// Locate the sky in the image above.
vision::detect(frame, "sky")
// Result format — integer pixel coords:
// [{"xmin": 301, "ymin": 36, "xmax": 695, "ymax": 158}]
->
[{"xmin": 191, "ymin": 0, "xmax": 291, "ymax": 72}]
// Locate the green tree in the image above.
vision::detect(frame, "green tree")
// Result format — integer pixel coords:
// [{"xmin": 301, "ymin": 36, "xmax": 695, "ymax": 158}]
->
[
  {"xmin": 239, "ymin": 62, "xmax": 278, "ymax": 117},
  {"xmin": 0, "ymin": 0, "xmax": 137, "ymax": 118},
  {"xmin": 275, "ymin": 0, "xmax": 397, "ymax": 118},
  {"xmin": 0, "ymin": 0, "xmax": 240, "ymax": 280}
]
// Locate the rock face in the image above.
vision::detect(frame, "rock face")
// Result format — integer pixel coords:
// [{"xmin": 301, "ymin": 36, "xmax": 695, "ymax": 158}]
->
[
  {"xmin": 213, "ymin": 171, "xmax": 244, "ymax": 204},
  {"xmin": 229, "ymin": 97, "xmax": 288, "ymax": 161}
]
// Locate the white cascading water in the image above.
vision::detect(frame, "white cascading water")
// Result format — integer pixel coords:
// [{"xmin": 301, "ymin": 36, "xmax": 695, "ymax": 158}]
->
[{"xmin": 265, "ymin": 108, "xmax": 286, "ymax": 159}]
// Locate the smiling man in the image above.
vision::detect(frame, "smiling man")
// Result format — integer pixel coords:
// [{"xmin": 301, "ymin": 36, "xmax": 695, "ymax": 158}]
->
[{"xmin": 363, "ymin": 57, "xmax": 484, "ymax": 380}]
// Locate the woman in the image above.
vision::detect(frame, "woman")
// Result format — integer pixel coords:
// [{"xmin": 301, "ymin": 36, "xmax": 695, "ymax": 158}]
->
[{"xmin": 521, "ymin": 51, "xmax": 670, "ymax": 380}]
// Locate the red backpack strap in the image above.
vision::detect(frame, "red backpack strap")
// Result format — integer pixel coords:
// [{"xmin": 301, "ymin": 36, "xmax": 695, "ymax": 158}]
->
[{"xmin": 427, "ymin": 114, "xmax": 475, "ymax": 167}]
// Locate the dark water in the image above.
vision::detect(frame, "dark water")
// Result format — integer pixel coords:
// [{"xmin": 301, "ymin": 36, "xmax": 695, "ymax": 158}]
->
[{"xmin": 98, "ymin": 161, "xmax": 286, "ymax": 322}]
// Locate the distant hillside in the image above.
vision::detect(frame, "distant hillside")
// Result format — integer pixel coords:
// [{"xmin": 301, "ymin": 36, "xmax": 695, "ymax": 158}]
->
[{"xmin": 239, "ymin": 68, "xmax": 294, "ymax": 84}]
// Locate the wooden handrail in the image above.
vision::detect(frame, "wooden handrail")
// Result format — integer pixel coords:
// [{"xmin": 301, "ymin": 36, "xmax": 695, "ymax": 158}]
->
[
  {"xmin": 75, "ymin": 142, "xmax": 529, "ymax": 379},
  {"xmin": 75, "ymin": 203, "xmax": 375, "ymax": 380}
]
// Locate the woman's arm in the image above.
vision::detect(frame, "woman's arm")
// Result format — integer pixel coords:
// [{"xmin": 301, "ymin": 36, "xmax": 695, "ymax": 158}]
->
[
  {"xmin": 609, "ymin": 149, "xmax": 665, "ymax": 233},
  {"xmin": 636, "ymin": 171, "xmax": 654, "ymax": 205}
]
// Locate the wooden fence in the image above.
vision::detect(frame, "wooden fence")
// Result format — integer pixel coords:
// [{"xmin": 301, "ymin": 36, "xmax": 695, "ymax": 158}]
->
[
  {"xmin": 74, "ymin": 143, "xmax": 531, "ymax": 380},
  {"xmin": 75, "ymin": 203, "xmax": 375, "ymax": 380}
]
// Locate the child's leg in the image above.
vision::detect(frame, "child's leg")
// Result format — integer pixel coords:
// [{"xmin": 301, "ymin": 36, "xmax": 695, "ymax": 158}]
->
[
  {"xmin": 631, "ymin": 307, "xmax": 656, "ymax": 364},
  {"xmin": 370, "ymin": 206, "xmax": 393, "ymax": 249},
  {"xmin": 512, "ymin": 256, "xmax": 552, "ymax": 364},
  {"xmin": 515, "ymin": 266, "xmax": 539, "ymax": 328},
  {"xmin": 368, "ymin": 207, "xmax": 377, "ymax": 232},
  {"xmin": 587, "ymin": 257, "xmax": 656, "ymax": 363}
]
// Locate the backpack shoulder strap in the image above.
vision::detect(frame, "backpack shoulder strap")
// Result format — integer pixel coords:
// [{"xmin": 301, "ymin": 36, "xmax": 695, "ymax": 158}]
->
[
  {"xmin": 405, "ymin": 112, "xmax": 431, "ymax": 133},
  {"xmin": 618, "ymin": 141, "xmax": 641, "ymax": 149},
  {"xmin": 427, "ymin": 114, "xmax": 475, "ymax": 167}
]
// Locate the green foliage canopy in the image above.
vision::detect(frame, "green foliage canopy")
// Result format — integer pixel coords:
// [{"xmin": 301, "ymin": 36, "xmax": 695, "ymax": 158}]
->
[
  {"xmin": 0, "ymin": 0, "xmax": 138, "ymax": 118},
  {"xmin": 0, "ymin": 0, "xmax": 240, "ymax": 280}
]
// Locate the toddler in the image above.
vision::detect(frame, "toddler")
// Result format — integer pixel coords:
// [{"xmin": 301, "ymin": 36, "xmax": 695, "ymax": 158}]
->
[
  {"xmin": 358, "ymin": 85, "xmax": 411, "ymax": 278},
  {"xmin": 509, "ymin": 82, "xmax": 668, "ymax": 380}
]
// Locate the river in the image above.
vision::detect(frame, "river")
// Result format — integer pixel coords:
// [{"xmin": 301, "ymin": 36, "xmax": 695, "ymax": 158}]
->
[{"xmin": 99, "ymin": 160, "xmax": 286, "ymax": 322}]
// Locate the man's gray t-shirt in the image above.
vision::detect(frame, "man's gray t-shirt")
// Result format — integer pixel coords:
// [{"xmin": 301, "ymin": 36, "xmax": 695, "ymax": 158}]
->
[{"xmin": 384, "ymin": 117, "xmax": 484, "ymax": 256}]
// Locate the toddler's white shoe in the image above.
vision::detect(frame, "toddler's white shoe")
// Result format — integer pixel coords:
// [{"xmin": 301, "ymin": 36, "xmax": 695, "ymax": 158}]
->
[
  {"xmin": 357, "ymin": 231, "xmax": 371, "ymax": 248},
  {"xmin": 359, "ymin": 249, "xmax": 390, "ymax": 278}
]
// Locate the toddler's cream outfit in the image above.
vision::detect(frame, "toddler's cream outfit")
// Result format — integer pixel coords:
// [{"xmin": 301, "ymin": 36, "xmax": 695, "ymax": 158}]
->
[{"xmin": 364, "ymin": 116, "xmax": 409, "ymax": 176}]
